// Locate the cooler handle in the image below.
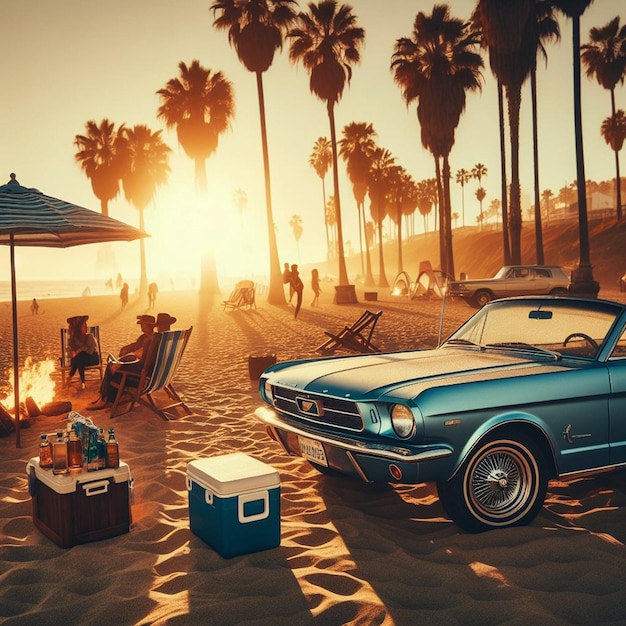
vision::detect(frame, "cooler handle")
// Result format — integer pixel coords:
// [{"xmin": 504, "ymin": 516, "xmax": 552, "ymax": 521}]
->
[
  {"xmin": 186, "ymin": 477, "xmax": 214, "ymax": 505},
  {"xmin": 238, "ymin": 490, "xmax": 269, "ymax": 524},
  {"xmin": 83, "ymin": 480, "xmax": 109, "ymax": 496}
]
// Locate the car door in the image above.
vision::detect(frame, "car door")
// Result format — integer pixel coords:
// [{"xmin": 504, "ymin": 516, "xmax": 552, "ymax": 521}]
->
[{"xmin": 498, "ymin": 267, "xmax": 532, "ymax": 298}]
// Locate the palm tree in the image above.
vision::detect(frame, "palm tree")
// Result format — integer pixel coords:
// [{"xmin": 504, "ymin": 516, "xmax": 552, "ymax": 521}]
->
[
  {"xmin": 530, "ymin": 2, "xmax": 560, "ymax": 264},
  {"xmin": 117, "ymin": 124, "xmax": 171, "ymax": 298},
  {"xmin": 601, "ymin": 110, "xmax": 626, "ymax": 213},
  {"xmin": 582, "ymin": 16, "xmax": 626, "ymax": 221},
  {"xmin": 368, "ymin": 147, "xmax": 395, "ymax": 288},
  {"xmin": 455, "ymin": 168, "xmax": 471, "ymax": 227},
  {"xmin": 289, "ymin": 214, "xmax": 303, "ymax": 262},
  {"xmin": 339, "ymin": 121, "xmax": 377, "ymax": 285},
  {"xmin": 416, "ymin": 178, "xmax": 436, "ymax": 235},
  {"xmin": 156, "ymin": 60, "xmax": 234, "ymax": 195},
  {"xmin": 552, "ymin": 0, "xmax": 599, "ymax": 296},
  {"xmin": 288, "ymin": 0, "xmax": 365, "ymax": 293},
  {"xmin": 211, "ymin": 0, "xmax": 298, "ymax": 305},
  {"xmin": 391, "ymin": 5, "xmax": 483, "ymax": 279},
  {"xmin": 388, "ymin": 165, "xmax": 414, "ymax": 275},
  {"xmin": 74, "ymin": 118, "xmax": 123, "ymax": 217},
  {"xmin": 475, "ymin": 0, "xmax": 537, "ymax": 265},
  {"xmin": 156, "ymin": 60, "xmax": 235, "ymax": 295},
  {"xmin": 309, "ymin": 137, "xmax": 332, "ymax": 267},
  {"xmin": 541, "ymin": 188, "xmax": 554, "ymax": 224},
  {"xmin": 475, "ymin": 187, "xmax": 487, "ymax": 230}
]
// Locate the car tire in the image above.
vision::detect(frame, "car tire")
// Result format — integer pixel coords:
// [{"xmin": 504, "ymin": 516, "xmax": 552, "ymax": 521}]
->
[
  {"xmin": 473, "ymin": 290, "xmax": 492, "ymax": 307},
  {"xmin": 436, "ymin": 431, "xmax": 548, "ymax": 533}
]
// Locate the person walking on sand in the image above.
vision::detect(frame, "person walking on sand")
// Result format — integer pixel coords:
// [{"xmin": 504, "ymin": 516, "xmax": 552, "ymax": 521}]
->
[
  {"xmin": 282, "ymin": 262, "xmax": 294, "ymax": 304},
  {"xmin": 291, "ymin": 264, "xmax": 304, "ymax": 318},
  {"xmin": 148, "ymin": 282, "xmax": 158, "ymax": 308},
  {"xmin": 120, "ymin": 282, "xmax": 129, "ymax": 311},
  {"xmin": 310, "ymin": 268, "xmax": 321, "ymax": 307},
  {"xmin": 31, "ymin": 298, "xmax": 39, "ymax": 315}
]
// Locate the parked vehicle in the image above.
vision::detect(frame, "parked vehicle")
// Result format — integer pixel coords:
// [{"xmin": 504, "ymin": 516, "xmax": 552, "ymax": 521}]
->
[
  {"xmin": 255, "ymin": 296, "xmax": 626, "ymax": 532},
  {"xmin": 448, "ymin": 265, "xmax": 570, "ymax": 307}
]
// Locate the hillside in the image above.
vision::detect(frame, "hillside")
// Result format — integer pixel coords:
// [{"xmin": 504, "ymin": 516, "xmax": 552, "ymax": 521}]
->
[{"xmin": 345, "ymin": 217, "xmax": 626, "ymax": 291}]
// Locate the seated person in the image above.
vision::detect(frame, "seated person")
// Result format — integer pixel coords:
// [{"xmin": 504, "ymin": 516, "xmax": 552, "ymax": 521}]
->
[
  {"xmin": 66, "ymin": 315, "xmax": 100, "ymax": 389},
  {"xmin": 88, "ymin": 314, "xmax": 157, "ymax": 410},
  {"xmin": 155, "ymin": 312, "xmax": 176, "ymax": 333}
]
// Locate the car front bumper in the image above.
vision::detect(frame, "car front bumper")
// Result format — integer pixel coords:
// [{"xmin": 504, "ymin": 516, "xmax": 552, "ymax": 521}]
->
[{"xmin": 254, "ymin": 406, "xmax": 453, "ymax": 484}]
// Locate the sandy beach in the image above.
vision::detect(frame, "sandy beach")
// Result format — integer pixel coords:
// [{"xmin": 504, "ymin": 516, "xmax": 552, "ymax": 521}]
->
[{"xmin": 2, "ymin": 283, "xmax": 626, "ymax": 625}]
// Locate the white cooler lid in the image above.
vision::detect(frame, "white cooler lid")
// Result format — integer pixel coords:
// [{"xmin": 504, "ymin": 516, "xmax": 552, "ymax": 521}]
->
[
  {"xmin": 26, "ymin": 457, "xmax": 131, "ymax": 495},
  {"xmin": 187, "ymin": 452, "xmax": 279, "ymax": 496}
]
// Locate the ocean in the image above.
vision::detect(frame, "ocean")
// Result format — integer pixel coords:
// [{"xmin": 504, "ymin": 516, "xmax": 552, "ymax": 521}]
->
[{"xmin": 0, "ymin": 279, "xmax": 133, "ymax": 303}]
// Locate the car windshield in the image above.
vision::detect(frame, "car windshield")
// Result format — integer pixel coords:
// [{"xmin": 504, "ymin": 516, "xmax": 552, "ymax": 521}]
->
[{"xmin": 443, "ymin": 298, "xmax": 622, "ymax": 359}]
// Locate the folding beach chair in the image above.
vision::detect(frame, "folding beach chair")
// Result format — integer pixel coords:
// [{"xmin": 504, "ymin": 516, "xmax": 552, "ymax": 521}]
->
[
  {"xmin": 222, "ymin": 280, "xmax": 256, "ymax": 311},
  {"xmin": 109, "ymin": 326, "xmax": 193, "ymax": 420},
  {"xmin": 59, "ymin": 325, "xmax": 104, "ymax": 386},
  {"xmin": 317, "ymin": 310, "xmax": 382, "ymax": 355}
]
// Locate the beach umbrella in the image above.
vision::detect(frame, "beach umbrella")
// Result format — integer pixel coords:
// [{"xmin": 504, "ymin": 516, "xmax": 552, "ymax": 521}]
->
[{"xmin": 0, "ymin": 173, "xmax": 149, "ymax": 447}]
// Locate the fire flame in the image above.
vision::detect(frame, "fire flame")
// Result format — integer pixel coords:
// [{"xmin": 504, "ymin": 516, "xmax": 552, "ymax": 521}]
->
[{"xmin": 1, "ymin": 357, "xmax": 56, "ymax": 410}]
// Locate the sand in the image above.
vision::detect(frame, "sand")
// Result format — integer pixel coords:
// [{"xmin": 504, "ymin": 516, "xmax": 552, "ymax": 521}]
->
[{"xmin": 1, "ymin": 283, "xmax": 626, "ymax": 625}]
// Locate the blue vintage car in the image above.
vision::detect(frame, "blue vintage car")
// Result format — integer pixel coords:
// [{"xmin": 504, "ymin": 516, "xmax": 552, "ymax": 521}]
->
[{"xmin": 255, "ymin": 296, "xmax": 626, "ymax": 532}]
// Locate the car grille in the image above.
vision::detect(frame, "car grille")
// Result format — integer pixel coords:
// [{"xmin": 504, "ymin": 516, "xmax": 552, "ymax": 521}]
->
[{"xmin": 271, "ymin": 385, "xmax": 364, "ymax": 431}]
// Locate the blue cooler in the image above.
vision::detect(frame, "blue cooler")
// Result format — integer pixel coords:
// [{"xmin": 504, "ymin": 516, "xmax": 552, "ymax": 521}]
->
[{"xmin": 187, "ymin": 453, "xmax": 280, "ymax": 558}]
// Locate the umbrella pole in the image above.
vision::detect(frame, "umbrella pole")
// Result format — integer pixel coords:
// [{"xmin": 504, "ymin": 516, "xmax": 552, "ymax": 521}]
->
[{"xmin": 10, "ymin": 236, "xmax": 20, "ymax": 448}]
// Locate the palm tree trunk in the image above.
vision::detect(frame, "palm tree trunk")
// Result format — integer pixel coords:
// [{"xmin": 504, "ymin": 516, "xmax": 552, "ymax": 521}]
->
[
  {"xmin": 377, "ymin": 219, "xmax": 388, "ymax": 288},
  {"xmin": 498, "ymin": 81, "xmax": 511, "ymax": 265},
  {"xmin": 362, "ymin": 201, "xmax": 375, "ymax": 286},
  {"xmin": 138, "ymin": 208, "xmax": 147, "ymax": 299},
  {"xmin": 256, "ymin": 71, "xmax": 285, "ymax": 304},
  {"xmin": 531, "ymin": 64, "xmax": 544, "ymax": 264},
  {"xmin": 507, "ymin": 83, "xmax": 523, "ymax": 264},
  {"xmin": 611, "ymin": 89, "xmax": 623, "ymax": 221},
  {"xmin": 195, "ymin": 158, "xmax": 208, "ymax": 195},
  {"xmin": 327, "ymin": 103, "xmax": 350, "ymax": 286},
  {"xmin": 396, "ymin": 206, "xmax": 403, "ymax": 275},
  {"xmin": 568, "ymin": 13, "xmax": 599, "ymax": 296},
  {"xmin": 442, "ymin": 156, "xmax": 455, "ymax": 279},
  {"xmin": 434, "ymin": 157, "xmax": 446, "ymax": 274}
]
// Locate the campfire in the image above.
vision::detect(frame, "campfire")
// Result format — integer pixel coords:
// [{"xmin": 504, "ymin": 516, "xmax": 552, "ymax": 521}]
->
[{"xmin": 1, "ymin": 357, "xmax": 69, "ymax": 418}]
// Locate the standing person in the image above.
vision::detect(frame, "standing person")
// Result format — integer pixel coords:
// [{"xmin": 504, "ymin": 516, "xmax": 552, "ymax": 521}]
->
[
  {"xmin": 310, "ymin": 268, "xmax": 321, "ymax": 307},
  {"xmin": 30, "ymin": 298, "xmax": 39, "ymax": 315},
  {"xmin": 120, "ymin": 282, "xmax": 129, "ymax": 311},
  {"xmin": 148, "ymin": 282, "xmax": 158, "ymax": 308},
  {"xmin": 291, "ymin": 264, "xmax": 304, "ymax": 319},
  {"xmin": 282, "ymin": 262, "xmax": 294, "ymax": 304},
  {"xmin": 66, "ymin": 315, "xmax": 100, "ymax": 390}
]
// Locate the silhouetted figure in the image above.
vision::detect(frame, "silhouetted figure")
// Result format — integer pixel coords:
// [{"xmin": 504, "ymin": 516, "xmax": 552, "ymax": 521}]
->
[
  {"xmin": 148, "ymin": 282, "xmax": 158, "ymax": 308},
  {"xmin": 31, "ymin": 298, "xmax": 39, "ymax": 315},
  {"xmin": 282, "ymin": 262, "xmax": 294, "ymax": 304},
  {"xmin": 291, "ymin": 264, "xmax": 304, "ymax": 318},
  {"xmin": 310, "ymin": 268, "xmax": 321, "ymax": 307},
  {"xmin": 120, "ymin": 282, "xmax": 129, "ymax": 311},
  {"xmin": 116, "ymin": 273, "xmax": 123, "ymax": 289}
]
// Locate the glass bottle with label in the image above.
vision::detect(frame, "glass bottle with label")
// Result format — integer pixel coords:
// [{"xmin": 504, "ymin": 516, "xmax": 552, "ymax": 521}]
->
[
  {"xmin": 39, "ymin": 434, "xmax": 53, "ymax": 469},
  {"xmin": 106, "ymin": 428, "xmax": 119, "ymax": 469},
  {"xmin": 67, "ymin": 425, "xmax": 83, "ymax": 472},
  {"xmin": 97, "ymin": 428, "xmax": 107, "ymax": 470},
  {"xmin": 52, "ymin": 431, "xmax": 69, "ymax": 475}
]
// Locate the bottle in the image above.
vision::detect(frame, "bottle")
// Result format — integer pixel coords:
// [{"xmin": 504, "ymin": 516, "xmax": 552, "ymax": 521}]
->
[
  {"xmin": 39, "ymin": 434, "xmax": 53, "ymax": 469},
  {"xmin": 52, "ymin": 431, "xmax": 69, "ymax": 475},
  {"xmin": 106, "ymin": 428, "xmax": 119, "ymax": 469},
  {"xmin": 97, "ymin": 428, "xmax": 107, "ymax": 470},
  {"xmin": 67, "ymin": 425, "xmax": 83, "ymax": 472}
]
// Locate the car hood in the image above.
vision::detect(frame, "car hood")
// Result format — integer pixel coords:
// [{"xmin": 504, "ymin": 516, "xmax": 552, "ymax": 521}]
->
[{"xmin": 265, "ymin": 348, "xmax": 568, "ymax": 401}]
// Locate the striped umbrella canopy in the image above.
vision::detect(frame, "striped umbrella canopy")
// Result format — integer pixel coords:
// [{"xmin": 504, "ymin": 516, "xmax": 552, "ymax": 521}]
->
[{"xmin": 0, "ymin": 173, "xmax": 148, "ymax": 447}]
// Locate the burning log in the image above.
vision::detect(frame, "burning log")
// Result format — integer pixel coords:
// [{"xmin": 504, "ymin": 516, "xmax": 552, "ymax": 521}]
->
[
  {"xmin": 0, "ymin": 404, "xmax": 15, "ymax": 436},
  {"xmin": 25, "ymin": 396, "xmax": 40, "ymax": 417},
  {"xmin": 40, "ymin": 401, "xmax": 72, "ymax": 417}
]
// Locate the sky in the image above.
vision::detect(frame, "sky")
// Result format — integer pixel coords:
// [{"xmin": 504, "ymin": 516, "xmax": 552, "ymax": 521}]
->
[{"xmin": 1, "ymin": 0, "xmax": 623, "ymax": 289}]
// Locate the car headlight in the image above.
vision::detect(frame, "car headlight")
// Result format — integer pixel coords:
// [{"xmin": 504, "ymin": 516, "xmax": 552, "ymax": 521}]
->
[
  {"xmin": 263, "ymin": 379, "xmax": 274, "ymax": 404},
  {"xmin": 390, "ymin": 404, "xmax": 415, "ymax": 438}
]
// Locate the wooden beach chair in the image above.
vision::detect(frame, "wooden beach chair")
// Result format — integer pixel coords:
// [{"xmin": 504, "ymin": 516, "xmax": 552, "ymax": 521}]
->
[
  {"xmin": 317, "ymin": 310, "xmax": 382, "ymax": 355},
  {"xmin": 109, "ymin": 326, "xmax": 194, "ymax": 420},
  {"xmin": 222, "ymin": 280, "xmax": 256, "ymax": 311},
  {"xmin": 59, "ymin": 325, "xmax": 104, "ymax": 386}
]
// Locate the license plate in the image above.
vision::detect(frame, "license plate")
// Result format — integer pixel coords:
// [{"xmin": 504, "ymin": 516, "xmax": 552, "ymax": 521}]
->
[{"xmin": 298, "ymin": 436, "xmax": 328, "ymax": 467}]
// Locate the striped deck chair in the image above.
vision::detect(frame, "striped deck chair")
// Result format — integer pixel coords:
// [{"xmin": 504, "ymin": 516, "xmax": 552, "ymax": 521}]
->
[{"xmin": 110, "ymin": 326, "xmax": 193, "ymax": 420}]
